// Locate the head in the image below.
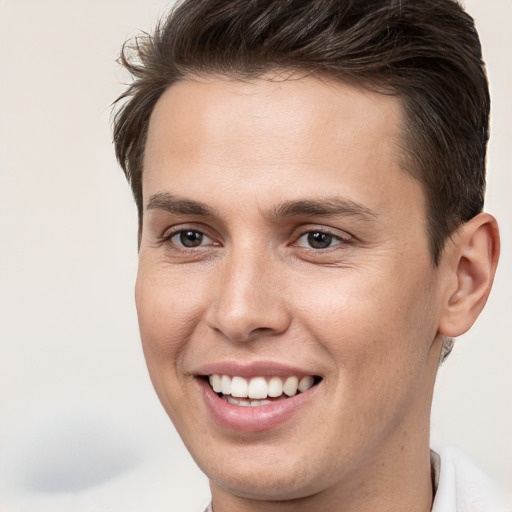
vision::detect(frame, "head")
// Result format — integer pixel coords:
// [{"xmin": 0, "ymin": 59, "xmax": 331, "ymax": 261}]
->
[{"xmin": 113, "ymin": 0, "xmax": 499, "ymax": 508}]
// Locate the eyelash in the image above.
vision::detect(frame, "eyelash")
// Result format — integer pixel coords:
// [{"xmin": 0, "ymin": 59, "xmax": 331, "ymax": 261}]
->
[
  {"xmin": 293, "ymin": 230, "xmax": 351, "ymax": 250},
  {"xmin": 159, "ymin": 226, "xmax": 352, "ymax": 251},
  {"xmin": 159, "ymin": 227, "xmax": 217, "ymax": 249}
]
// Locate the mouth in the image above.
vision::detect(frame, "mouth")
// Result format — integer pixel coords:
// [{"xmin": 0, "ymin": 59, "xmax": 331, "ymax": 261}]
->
[{"xmin": 205, "ymin": 374, "xmax": 323, "ymax": 408}]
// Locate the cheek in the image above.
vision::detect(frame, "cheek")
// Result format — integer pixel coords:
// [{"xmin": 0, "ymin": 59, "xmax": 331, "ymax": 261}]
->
[
  {"xmin": 135, "ymin": 262, "xmax": 205, "ymax": 368},
  {"xmin": 292, "ymin": 262, "xmax": 440, "ymax": 382},
  {"xmin": 134, "ymin": 264, "xmax": 208, "ymax": 427},
  {"xmin": 291, "ymin": 269, "xmax": 440, "ymax": 452}
]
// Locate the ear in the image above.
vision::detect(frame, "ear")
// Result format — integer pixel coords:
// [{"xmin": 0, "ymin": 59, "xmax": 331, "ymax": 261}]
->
[{"xmin": 438, "ymin": 213, "xmax": 500, "ymax": 337}]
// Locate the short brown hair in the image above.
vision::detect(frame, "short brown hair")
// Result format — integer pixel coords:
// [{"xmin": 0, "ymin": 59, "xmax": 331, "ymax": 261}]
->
[{"xmin": 113, "ymin": 0, "xmax": 489, "ymax": 265}]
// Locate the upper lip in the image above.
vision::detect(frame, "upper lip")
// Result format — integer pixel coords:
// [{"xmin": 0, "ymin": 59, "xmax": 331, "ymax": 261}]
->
[{"xmin": 194, "ymin": 360, "xmax": 320, "ymax": 379}]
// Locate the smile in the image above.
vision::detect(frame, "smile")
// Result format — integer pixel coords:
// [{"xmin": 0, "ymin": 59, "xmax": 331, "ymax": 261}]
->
[
  {"xmin": 196, "ymin": 363, "xmax": 323, "ymax": 431},
  {"xmin": 205, "ymin": 373, "xmax": 321, "ymax": 413}
]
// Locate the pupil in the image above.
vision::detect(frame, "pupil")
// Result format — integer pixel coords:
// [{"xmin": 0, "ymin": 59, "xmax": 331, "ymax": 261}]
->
[
  {"xmin": 308, "ymin": 232, "xmax": 332, "ymax": 249},
  {"xmin": 180, "ymin": 231, "xmax": 203, "ymax": 247}
]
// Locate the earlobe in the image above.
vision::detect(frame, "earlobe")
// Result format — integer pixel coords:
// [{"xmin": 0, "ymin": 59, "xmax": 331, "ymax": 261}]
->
[{"xmin": 438, "ymin": 213, "xmax": 500, "ymax": 338}]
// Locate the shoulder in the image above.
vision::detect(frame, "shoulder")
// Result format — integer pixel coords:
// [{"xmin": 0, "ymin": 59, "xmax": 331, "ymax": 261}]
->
[{"xmin": 431, "ymin": 446, "xmax": 510, "ymax": 512}]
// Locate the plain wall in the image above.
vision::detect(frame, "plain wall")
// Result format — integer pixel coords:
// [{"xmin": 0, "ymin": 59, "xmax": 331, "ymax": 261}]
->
[{"xmin": 0, "ymin": 1, "xmax": 510, "ymax": 510}]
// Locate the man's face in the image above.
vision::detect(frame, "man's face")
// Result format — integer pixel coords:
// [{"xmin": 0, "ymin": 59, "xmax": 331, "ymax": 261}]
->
[{"xmin": 137, "ymin": 76, "xmax": 446, "ymax": 500}]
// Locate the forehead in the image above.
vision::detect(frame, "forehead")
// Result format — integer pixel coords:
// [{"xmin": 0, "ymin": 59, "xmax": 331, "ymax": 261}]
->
[
  {"xmin": 143, "ymin": 75, "xmax": 419, "ymax": 218},
  {"xmin": 146, "ymin": 75, "xmax": 402, "ymax": 163}
]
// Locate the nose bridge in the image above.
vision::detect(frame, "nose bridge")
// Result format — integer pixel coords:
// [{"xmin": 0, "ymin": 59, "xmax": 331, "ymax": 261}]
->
[{"xmin": 210, "ymin": 242, "xmax": 290, "ymax": 342}]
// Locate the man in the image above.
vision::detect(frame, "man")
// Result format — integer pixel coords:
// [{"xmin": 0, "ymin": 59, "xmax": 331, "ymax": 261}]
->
[{"xmin": 112, "ymin": 1, "xmax": 505, "ymax": 510}]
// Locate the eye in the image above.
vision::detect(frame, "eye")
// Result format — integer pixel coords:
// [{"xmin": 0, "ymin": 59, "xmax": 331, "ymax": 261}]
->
[
  {"xmin": 295, "ymin": 231, "xmax": 346, "ymax": 249},
  {"xmin": 169, "ymin": 229, "xmax": 214, "ymax": 248}
]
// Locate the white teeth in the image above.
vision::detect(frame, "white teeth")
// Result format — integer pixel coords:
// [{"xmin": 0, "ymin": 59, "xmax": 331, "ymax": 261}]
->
[
  {"xmin": 268, "ymin": 376, "xmax": 283, "ymax": 397},
  {"xmin": 298, "ymin": 375, "xmax": 314, "ymax": 392},
  {"xmin": 225, "ymin": 396, "xmax": 272, "ymax": 407},
  {"xmin": 221, "ymin": 375, "xmax": 231, "ymax": 395},
  {"xmin": 208, "ymin": 374, "xmax": 317, "ymax": 402},
  {"xmin": 248, "ymin": 377, "xmax": 268, "ymax": 399},
  {"xmin": 210, "ymin": 374, "xmax": 222, "ymax": 393},
  {"xmin": 251, "ymin": 400, "xmax": 271, "ymax": 407},
  {"xmin": 231, "ymin": 376, "xmax": 248, "ymax": 398},
  {"xmin": 282, "ymin": 376, "xmax": 299, "ymax": 396}
]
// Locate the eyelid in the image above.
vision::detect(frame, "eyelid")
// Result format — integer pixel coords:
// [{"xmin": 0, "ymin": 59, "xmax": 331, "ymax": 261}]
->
[
  {"xmin": 159, "ymin": 224, "xmax": 220, "ymax": 248},
  {"xmin": 291, "ymin": 226, "xmax": 353, "ymax": 247},
  {"xmin": 294, "ymin": 233, "xmax": 342, "ymax": 249}
]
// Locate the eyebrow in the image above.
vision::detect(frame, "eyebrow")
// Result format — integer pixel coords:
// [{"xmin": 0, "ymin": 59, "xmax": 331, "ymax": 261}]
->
[
  {"xmin": 272, "ymin": 197, "xmax": 378, "ymax": 221},
  {"xmin": 146, "ymin": 192, "xmax": 378, "ymax": 222},
  {"xmin": 146, "ymin": 192, "xmax": 217, "ymax": 216}
]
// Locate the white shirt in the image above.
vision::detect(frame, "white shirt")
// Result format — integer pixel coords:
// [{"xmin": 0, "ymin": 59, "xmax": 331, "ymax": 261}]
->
[{"xmin": 431, "ymin": 446, "xmax": 509, "ymax": 512}]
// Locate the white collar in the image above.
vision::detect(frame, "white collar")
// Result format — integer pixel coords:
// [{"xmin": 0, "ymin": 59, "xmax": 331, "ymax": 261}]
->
[{"xmin": 431, "ymin": 446, "xmax": 508, "ymax": 512}]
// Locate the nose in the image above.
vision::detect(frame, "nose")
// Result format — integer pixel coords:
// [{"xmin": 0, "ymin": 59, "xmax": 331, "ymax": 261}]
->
[{"xmin": 208, "ymin": 249, "xmax": 292, "ymax": 343}]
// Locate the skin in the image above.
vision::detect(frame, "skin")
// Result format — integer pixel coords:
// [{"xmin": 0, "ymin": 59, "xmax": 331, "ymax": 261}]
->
[{"xmin": 136, "ymin": 75, "xmax": 499, "ymax": 512}]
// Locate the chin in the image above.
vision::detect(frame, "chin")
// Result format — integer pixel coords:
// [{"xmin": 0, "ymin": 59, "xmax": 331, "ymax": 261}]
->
[
  {"xmin": 187, "ymin": 439, "xmax": 335, "ymax": 502},
  {"xmin": 209, "ymin": 467, "xmax": 322, "ymax": 502}
]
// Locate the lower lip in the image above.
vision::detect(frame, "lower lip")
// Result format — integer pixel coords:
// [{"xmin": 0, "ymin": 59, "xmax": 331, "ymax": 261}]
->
[{"xmin": 197, "ymin": 378, "xmax": 319, "ymax": 432}]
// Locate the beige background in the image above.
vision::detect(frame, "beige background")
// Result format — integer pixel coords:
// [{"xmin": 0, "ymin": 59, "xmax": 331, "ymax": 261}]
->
[{"xmin": 0, "ymin": 1, "xmax": 510, "ymax": 510}]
